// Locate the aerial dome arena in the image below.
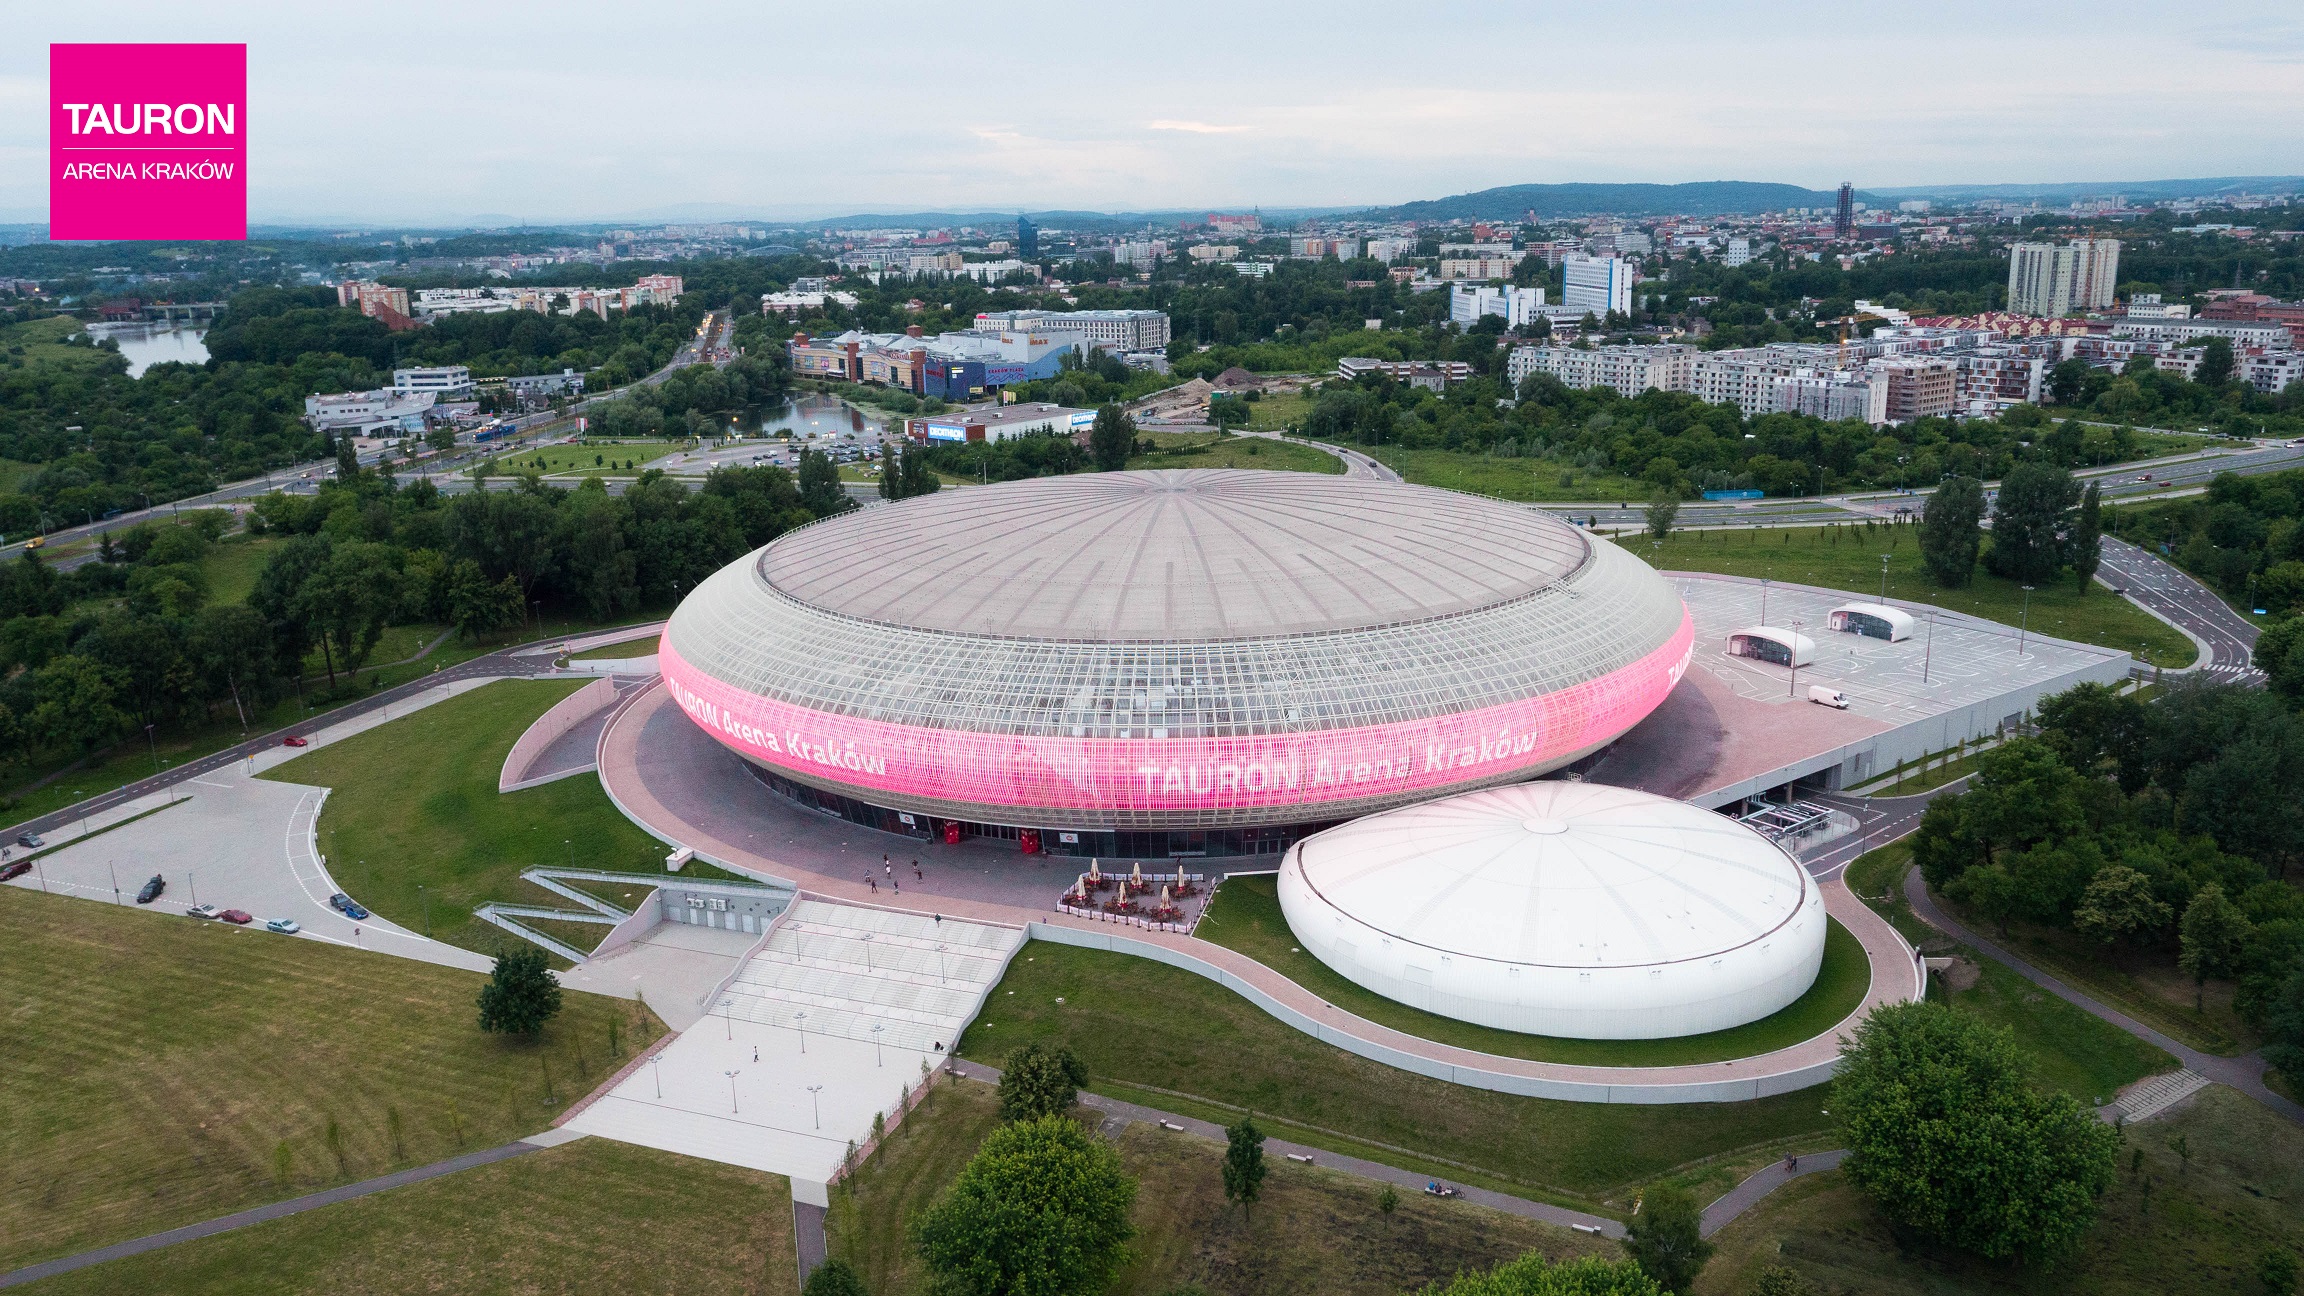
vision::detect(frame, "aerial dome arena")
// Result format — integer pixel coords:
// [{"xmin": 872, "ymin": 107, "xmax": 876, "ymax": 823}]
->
[
  {"xmin": 656, "ymin": 469, "xmax": 1694, "ymax": 859},
  {"xmin": 1278, "ymin": 782, "xmax": 1827, "ymax": 1039}
]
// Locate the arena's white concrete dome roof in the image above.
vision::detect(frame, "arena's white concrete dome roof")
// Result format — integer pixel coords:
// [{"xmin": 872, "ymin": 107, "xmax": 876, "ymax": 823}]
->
[
  {"xmin": 1278, "ymin": 781, "xmax": 1827, "ymax": 1039},
  {"xmin": 659, "ymin": 470, "xmax": 1693, "ymax": 832}
]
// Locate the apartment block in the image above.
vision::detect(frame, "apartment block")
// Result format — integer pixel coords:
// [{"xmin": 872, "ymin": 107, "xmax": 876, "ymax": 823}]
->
[
  {"xmin": 2006, "ymin": 239, "xmax": 2119, "ymax": 317},
  {"xmin": 1562, "ymin": 256, "xmax": 1634, "ymax": 317},
  {"xmin": 1506, "ymin": 344, "xmax": 1695, "ymax": 396}
]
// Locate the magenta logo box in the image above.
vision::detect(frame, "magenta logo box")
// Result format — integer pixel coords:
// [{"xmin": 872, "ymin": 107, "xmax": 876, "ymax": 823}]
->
[{"xmin": 50, "ymin": 43, "xmax": 247, "ymax": 240}]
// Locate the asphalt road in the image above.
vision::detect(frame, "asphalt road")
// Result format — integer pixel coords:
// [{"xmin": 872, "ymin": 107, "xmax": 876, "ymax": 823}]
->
[{"xmin": 2098, "ymin": 535, "xmax": 2262, "ymax": 680}]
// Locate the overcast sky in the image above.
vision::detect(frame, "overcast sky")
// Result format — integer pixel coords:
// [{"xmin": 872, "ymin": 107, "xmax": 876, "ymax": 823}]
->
[{"xmin": 6, "ymin": 0, "xmax": 2302, "ymax": 226}]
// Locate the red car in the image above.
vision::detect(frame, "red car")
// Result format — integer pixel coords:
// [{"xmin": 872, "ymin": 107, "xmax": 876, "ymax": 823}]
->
[
  {"xmin": 218, "ymin": 909, "xmax": 254, "ymax": 925},
  {"xmin": 0, "ymin": 860, "xmax": 31, "ymax": 882},
  {"xmin": 281, "ymin": 735, "xmax": 308, "ymax": 748}
]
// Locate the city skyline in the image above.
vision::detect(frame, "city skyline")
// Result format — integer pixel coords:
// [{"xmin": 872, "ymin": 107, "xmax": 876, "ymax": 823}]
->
[{"xmin": 7, "ymin": 0, "xmax": 2304, "ymax": 225}]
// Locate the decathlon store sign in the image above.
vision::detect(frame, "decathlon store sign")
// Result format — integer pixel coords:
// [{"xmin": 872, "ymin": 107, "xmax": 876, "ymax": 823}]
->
[{"xmin": 50, "ymin": 44, "xmax": 247, "ymax": 240}]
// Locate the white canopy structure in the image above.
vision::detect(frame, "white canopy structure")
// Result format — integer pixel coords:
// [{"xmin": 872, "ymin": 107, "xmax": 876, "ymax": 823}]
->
[
  {"xmin": 1277, "ymin": 782, "xmax": 1826, "ymax": 1039},
  {"xmin": 1726, "ymin": 626, "xmax": 1816, "ymax": 668},
  {"xmin": 1828, "ymin": 603, "xmax": 1916, "ymax": 642}
]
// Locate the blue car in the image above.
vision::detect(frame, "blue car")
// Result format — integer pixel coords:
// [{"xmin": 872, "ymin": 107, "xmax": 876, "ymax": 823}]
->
[{"xmin": 328, "ymin": 892, "xmax": 369, "ymax": 920}]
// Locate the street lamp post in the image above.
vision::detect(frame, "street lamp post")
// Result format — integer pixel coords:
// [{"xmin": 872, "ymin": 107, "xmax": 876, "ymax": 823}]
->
[
  {"xmin": 795, "ymin": 1010, "xmax": 808, "ymax": 1053},
  {"xmin": 722, "ymin": 997, "xmax": 734, "ymax": 1040},
  {"xmin": 1787, "ymin": 620, "xmax": 1805, "ymax": 698},
  {"xmin": 724, "ymin": 1069, "xmax": 740, "ymax": 1114},
  {"xmin": 1923, "ymin": 612, "xmax": 1936, "ymax": 684},
  {"xmin": 652, "ymin": 1053, "xmax": 663, "ymax": 1098},
  {"xmin": 1879, "ymin": 553, "xmax": 1891, "ymax": 605},
  {"xmin": 2018, "ymin": 585, "xmax": 2035, "ymax": 657},
  {"xmin": 807, "ymin": 1084, "xmax": 824, "ymax": 1129},
  {"xmin": 872, "ymin": 1022, "xmax": 884, "ymax": 1067},
  {"xmin": 108, "ymin": 859, "xmax": 120, "ymax": 905},
  {"xmin": 1759, "ymin": 577, "xmax": 1770, "ymax": 626}
]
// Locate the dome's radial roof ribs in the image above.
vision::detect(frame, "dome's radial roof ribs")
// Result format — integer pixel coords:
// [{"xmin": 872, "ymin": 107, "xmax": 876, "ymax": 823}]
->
[
  {"xmin": 758, "ymin": 469, "xmax": 1591, "ymax": 640},
  {"xmin": 1291, "ymin": 781, "xmax": 1810, "ymax": 969}
]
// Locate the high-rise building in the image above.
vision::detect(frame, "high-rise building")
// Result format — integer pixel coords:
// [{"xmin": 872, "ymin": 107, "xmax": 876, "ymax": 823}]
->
[
  {"xmin": 1834, "ymin": 183, "xmax": 1855, "ymax": 239},
  {"xmin": 1562, "ymin": 256, "xmax": 1633, "ymax": 318},
  {"xmin": 2006, "ymin": 239, "xmax": 2121, "ymax": 317},
  {"xmin": 1722, "ymin": 238, "xmax": 1752, "ymax": 268},
  {"xmin": 1450, "ymin": 283, "xmax": 1547, "ymax": 329},
  {"xmin": 1017, "ymin": 215, "xmax": 1038, "ymax": 260}
]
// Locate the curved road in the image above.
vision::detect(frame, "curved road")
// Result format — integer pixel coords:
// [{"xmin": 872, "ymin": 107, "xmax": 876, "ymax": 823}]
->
[{"xmin": 2098, "ymin": 535, "xmax": 2260, "ymax": 679}]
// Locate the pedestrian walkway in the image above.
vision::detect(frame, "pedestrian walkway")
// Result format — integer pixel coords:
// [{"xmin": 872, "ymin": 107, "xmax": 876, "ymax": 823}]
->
[
  {"xmin": 1698, "ymin": 1150, "xmax": 1846, "ymax": 1237},
  {"xmin": 0, "ymin": 1130, "xmax": 585, "ymax": 1290}
]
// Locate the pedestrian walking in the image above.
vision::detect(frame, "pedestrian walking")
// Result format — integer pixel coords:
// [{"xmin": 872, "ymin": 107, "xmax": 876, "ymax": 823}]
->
[
  {"xmin": 892, "ymin": 878, "xmax": 899, "ymax": 894},
  {"xmin": 884, "ymin": 860, "xmax": 893, "ymax": 879},
  {"xmin": 753, "ymin": 1045, "xmax": 759, "ymax": 1063},
  {"xmin": 868, "ymin": 876, "xmax": 877, "ymax": 893},
  {"xmin": 913, "ymin": 860, "xmax": 922, "ymax": 880}
]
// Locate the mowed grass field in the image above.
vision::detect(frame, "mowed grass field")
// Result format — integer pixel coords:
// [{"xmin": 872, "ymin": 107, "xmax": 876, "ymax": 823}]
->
[
  {"xmin": 1196, "ymin": 875, "xmax": 1870, "ymax": 1067},
  {"xmin": 957, "ymin": 942, "xmax": 1838, "ymax": 1211},
  {"xmin": 1128, "ymin": 430, "xmax": 1344, "ymax": 474},
  {"xmin": 1696, "ymin": 1086, "xmax": 2304, "ymax": 1296},
  {"xmin": 0, "ymin": 884, "xmax": 660, "ymax": 1272},
  {"xmin": 26, "ymin": 1136, "xmax": 796, "ymax": 1296},
  {"xmin": 1641, "ymin": 522, "xmax": 2197, "ymax": 666},
  {"xmin": 267, "ymin": 679, "xmax": 719, "ymax": 957},
  {"xmin": 483, "ymin": 442, "xmax": 685, "ymax": 477},
  {"xmin": 830, "ymin": 1078, "xmax": 1615, "ymax": 1296}
]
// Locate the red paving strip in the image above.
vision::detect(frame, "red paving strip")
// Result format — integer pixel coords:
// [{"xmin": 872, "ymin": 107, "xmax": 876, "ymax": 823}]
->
[{"xmin": 597, "ymin": 680, "xmax": 1926, "ymax": 1101}]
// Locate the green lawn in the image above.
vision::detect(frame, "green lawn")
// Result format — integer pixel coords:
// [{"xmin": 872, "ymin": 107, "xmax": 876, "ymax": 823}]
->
[
  {"xmin": 1128, "ymin": 431, "xmax": 1344, "ymax": 474},
  {"xmin": 1384, "ymin": 446, "xmax": 1656, "ymax": 503},
  {"xmin": 568, "ymin": 625, "xmax": 663, "ymax": 660},
  {"xmin": 2, "ymin": 314, "xmax": 109, "ymax": 372},
  {"xmin": 199, "ymin": 532, "xmax": 279, "ymax": 606},
  {"xmin": 266, "ymin": 678, "xmax": 726, "ymax": 957},
  {"xmin": 1696, "ymin": 1086, "xmax": 2304, "ymax": 1296},
  {"xmin": 26, "ymin": 1136, "xmax": 796, "ymax": 1296},
  {"xmin": 484, "ymin": 442, "xmax": 684, "ymax": 477},
  {"xmin": 1196, "ymin": 875, "xmax": 1869, "ymax": 1067},
  {"xmin": 1643, "ymin": 522, "xmax": 2197, "ymax": 666},
  {"xmin": 831, "ymin": 1077, "xmax": 1614, "ymax": 1296},
  {"xmin": 957, "ymin": 941, "xmax": 1838, "ymax": 1210},
  {"xmin": 0, "ymin": 883, "xmax": 663, "ymax": 1272},
  {"xmin": 1950, "ymin": 958, "xmax": 2174, "ymax": 1103},
  {"xmin": 0, "ymin": 457, "xmax": 38, "ymax": 497},
  {"xmin": 1242, "ymin": 390, "xmax": 1313, "ymax": 432}
]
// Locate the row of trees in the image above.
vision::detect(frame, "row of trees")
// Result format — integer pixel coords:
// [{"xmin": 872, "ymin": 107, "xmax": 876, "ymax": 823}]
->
[
  {"xmin": 0, "ymin": 453, "xmax": 852, "ymax": 777},
  {"xmin": 1918, "ymin": 465, "xmax": 2102, "ymax": 590},
  {"xmin": 1914, "ymin": 679, "xmax": 2304, "ymax": 1033}
]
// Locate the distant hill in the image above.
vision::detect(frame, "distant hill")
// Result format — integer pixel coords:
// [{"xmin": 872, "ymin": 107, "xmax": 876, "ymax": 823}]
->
[
  {"xmin": 1369, "ymin": 181, "xmax": 1860, "ymax": 221},
  {"xmin": 1865, "ymin": 176, "xmax": 2304, "ymax": 204}
]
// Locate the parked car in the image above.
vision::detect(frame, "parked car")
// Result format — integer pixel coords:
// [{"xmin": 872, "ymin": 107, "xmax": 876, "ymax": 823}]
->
[
  {"xmin": 136, "ymin": 874, "xmax": 166, "ymax": 904},
  {"xmin": 219, "ymin": 909, "xmax": 254, "ymax": 925},
  {"xmin": 265, "ymin": 917, "xmax": 301, "ymax": 934},
  {"xmin": 187, "ymin": 903, "xmax": 222, "ymax": 920},
  {"xmin": 328, "ymin": 892, "xmax": 369, "ymax": 920},
  {"xmin": 0, "ymin": 860, "xmax": 31, "ymax": 882},
  {"xmin": 15, "ymin": 832, "xmax": 43, "ymax": 849},
  {"xmin": 1807, "ymin": 685, "xmax": 1851, "ymax": 709},
  {"xmin": 281, "ymin": 735, "xmax": 308, "ymax": 748}
]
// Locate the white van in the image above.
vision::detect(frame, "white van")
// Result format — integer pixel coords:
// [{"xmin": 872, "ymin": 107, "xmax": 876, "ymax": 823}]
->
[{"xmin": 1807, "ymin": 686, "xmax": 1850, "ymax": 709}]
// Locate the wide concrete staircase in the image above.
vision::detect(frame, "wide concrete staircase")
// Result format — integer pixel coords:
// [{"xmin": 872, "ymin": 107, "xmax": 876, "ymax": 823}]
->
[{"xmin": 714, "ymin": 899, "xmax": 1025, "ymax": 1054}]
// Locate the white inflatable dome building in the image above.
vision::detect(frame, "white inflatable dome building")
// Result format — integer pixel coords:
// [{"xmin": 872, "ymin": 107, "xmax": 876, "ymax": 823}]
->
[{"xmin": 1277, "ymin": 781, "xmax": 1827, "ymax": 1039}]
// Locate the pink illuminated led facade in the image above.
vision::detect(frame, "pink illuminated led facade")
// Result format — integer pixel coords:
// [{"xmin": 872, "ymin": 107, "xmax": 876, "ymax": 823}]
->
[
  {"xmin": 657, "ymin": 614, "xmax": 1692, "ymax": 828},
  {"xmin": 653, "ymin": 470, "xmax": 1696, "ymax": 839}
]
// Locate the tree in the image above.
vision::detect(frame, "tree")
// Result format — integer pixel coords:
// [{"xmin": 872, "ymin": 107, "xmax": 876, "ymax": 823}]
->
[
  {"xmin": 2196, "ymin": 336, "xmax": 2236, "ymax": 388},
  {"xmin": 476, "ymin": 947, "xmax": 563, "ymax": 1035},
  {"xmin": 1622, "ymin": 1183, "xmax": 1711, "ymax": 1293},
  {"xmin": 2073, "ymin": 865, "xmax": 2173, "ymax": 969},
  {"xmin": 911, "ymin": 1114, "xmax": 1136, "ymax": 1296},
  {"xmin": 1643, "ymin": 489, "xmax": 1679, "ymax": 540},
  {"xmin": 801, "ymin": 1258, "xmax": 868, "ymax": 1296},
  {"xmin": 1985, "ymin": 462, "xmax": 2078, "ymax": 584},
  {"xmin": 997, "ymin": 1041, "xmax": 1088, "ymax": 1123},
  {"xmin": 2179, "ymin": 883, "xmax": 2253, "ymax": 1010},
  {"xmin": 899, "ymin": 442, "xmax": 939, "ymax": 499},
  {"xmin": 2264, "ymin": 1247, "xmax": 2299, "ymax": 1296},
  {"xmin": 2260, "ymin": 615, "xmax": 2304, "ymax": 706},
  {"xmin": 2037, "ymin": 680, "xmax": 2148, "ymax": 789},
  {"xmin": 447, "ymin": 560, "xmax": 524, "ymax": 643},
  {"xmin": 428, "ymin": 423, "xmax": 457, "ymax": 454},
  {"xmin": 2266, "ymin": 969, "xmax": 2304, "ymax": 1083},
  {"xmin": 1746, "ymin": 1267, "xmax": 1820, "ymax": 1296},
  {"xmin": 335, "ymin": 435, "xmax": 360, "ymax": 482},
  {"xmin": 2048, "ymin": 358, "xmax": 2091, "ymax": 406},
  {"xmin": 1221, "ymin": 1113, "xmax": 1266, "ymax": 1224},
  {"xmin": 2070, "ymin": 480, "xmax": 2102, "ymax": 595},
  {"xmin": 877, "ymin": 441, "xmax": 902, "ymax": 502},
  {"xmin": 1920, "ymin": 476, "xmax": 1985, "ymax": 588},
  {"xmin": 1414, "ymin": 1252, "xmax": 1663, "ymax": 1295},
  {"xmin": 798, "ymin": 447, "xmax": 850, "ymax": 516},
  {"xmin": 1210, "ymin": 396, "xmax": 1248, "ymax": 433},
  {"xmin": 1945, "ymin": 860, "xmax": 2028, "ymax": 938},
  {"xmin": 1835, "ymin": 1001, "xmax": 2118, "ymax": 1263},
  {"xmin": 1087, "ymin": 405, "xmax": 1140, "ymax": 474},
  {"xmin": 1376, "ymin": 1182, "xmax": 1399, "ymax": 1227}
]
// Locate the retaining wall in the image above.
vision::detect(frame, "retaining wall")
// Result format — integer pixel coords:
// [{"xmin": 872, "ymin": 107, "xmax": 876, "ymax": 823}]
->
[{"xmin": 500, "ymin": 676, "xmax": 619, "ymax": 792}]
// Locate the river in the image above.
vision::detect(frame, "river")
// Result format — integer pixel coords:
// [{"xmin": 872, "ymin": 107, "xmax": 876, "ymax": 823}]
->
[{"xmin": 85, "ymin": 322, "xmax": 210, "ymax": 377}]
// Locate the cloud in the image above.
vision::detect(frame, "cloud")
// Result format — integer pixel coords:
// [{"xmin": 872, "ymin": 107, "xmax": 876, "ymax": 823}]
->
[{"xmin": 1149, "ymin": 120, "xmax": 1248, "ymax": 134}]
